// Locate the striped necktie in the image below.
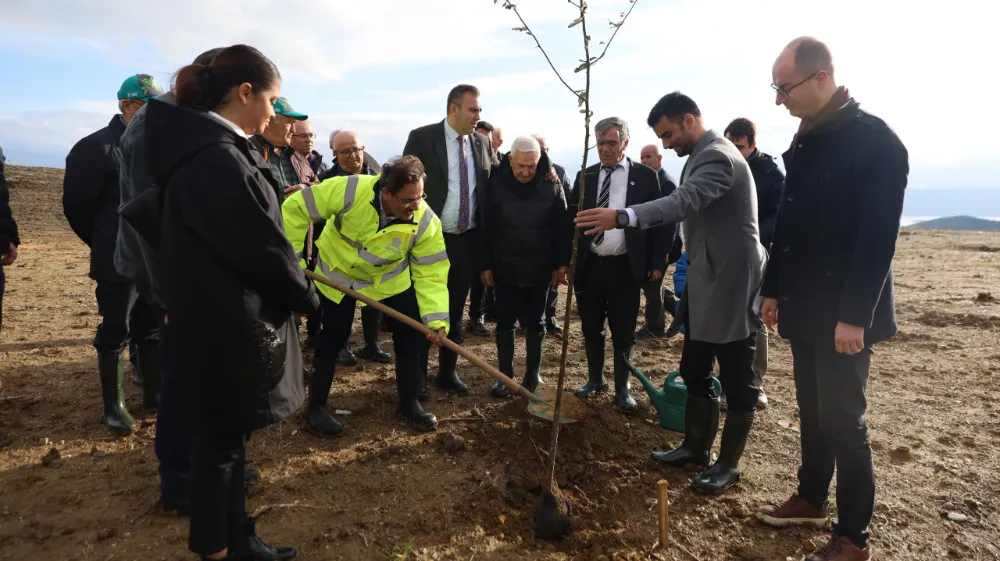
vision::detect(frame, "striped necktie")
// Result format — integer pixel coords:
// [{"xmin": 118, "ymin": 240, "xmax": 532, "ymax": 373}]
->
[{"xmin": 593, "ymin": 164, "xmax": 621, "ymax": 246}]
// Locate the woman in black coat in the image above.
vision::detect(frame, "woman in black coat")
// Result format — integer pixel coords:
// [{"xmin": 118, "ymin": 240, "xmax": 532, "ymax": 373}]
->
[{"xmin": 146, "ymin": 45, "xmax": 319, "ymax": 561}]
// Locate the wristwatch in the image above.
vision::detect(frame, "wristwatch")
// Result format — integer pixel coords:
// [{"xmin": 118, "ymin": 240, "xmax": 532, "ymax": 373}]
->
[{"xmin": 615, "ymin": 209, "xmax": 630, "ymax": 229}]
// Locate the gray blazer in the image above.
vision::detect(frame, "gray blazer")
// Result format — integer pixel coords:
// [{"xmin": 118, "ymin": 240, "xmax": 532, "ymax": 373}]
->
[{"xmin": 631, "ymin": 130, "xmax": 766, "ymax": 344}]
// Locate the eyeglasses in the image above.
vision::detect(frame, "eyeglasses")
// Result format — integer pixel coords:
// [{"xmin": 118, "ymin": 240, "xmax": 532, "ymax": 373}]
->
[
  {"xmin": 394, "ymin": 193, "xmax": 427, "ymax": 208},
  {"xmin": 291, "ymin": 133, "xmax": 316, "ymax": 139},
  {"xmin": 771, "ymin": 71, "xmax": 819, "ymax": 99},
  {"xmin": 335, "ymin": 147, "xmax": 364, "ymax": 157}
]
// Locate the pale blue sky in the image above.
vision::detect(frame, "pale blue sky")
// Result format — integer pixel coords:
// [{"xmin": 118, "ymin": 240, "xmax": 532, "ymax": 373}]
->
[{"xmin": 0, "ymin": 0, "xmax": 996, "ymax": 211}]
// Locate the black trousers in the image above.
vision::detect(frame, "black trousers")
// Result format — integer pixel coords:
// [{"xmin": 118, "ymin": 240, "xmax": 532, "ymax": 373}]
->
[
  {"xmin": 315, "ymin": 287, "xmax": 425, "ymax": 362},
  {"xmin": 155, "ymin": 318, "xmax": 191, "ymax": 503},
  {"xmin": 189, "ymin": 429, "xmax": 249, "ymax": 557},
  {"xmin": 791, "ymin": 339, "xmax": 875, "ymax": 549},
  {"xmin": 641, "ymin": 274, "xmax": 675, "ymax": 332},
  {"xmin": 468, "ymin": 276, "xmax": 495, "ymax": 320},
  {"xmin": 438, "ymin": 231, "xmax": 477, "ymax": 368},
  {"xmin": 495, "ymin": 284, "xmax": 548, "ymax": 333},
  {"xmin": 545, "ymin": 284, "xmax": 559, "ymax": 325},
  {"xmin": 93, "ymin": 281, "xmax": 159, "ymax": 355},
  {"xmin": 574, "ymin": 254, "xmax": 640, "ymax": 351},
  {"xmin": 678, "ymin": 324, "xmax": 759, "ymax": 413}
]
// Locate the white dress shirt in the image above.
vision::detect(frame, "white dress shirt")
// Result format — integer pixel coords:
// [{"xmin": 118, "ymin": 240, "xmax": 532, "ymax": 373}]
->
[
  {"xmin": 439, "ymin": 119, "xmax": 478, "ymax": 234},
  {"xmin": 591, "ymin": 156, "xmax": 629, "ymax": 256}
]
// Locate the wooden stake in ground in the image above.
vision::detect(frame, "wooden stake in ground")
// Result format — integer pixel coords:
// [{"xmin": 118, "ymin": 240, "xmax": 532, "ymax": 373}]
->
[{"xmin": 657, "ymin": 479, "xmax": 669, "ymax": 549}]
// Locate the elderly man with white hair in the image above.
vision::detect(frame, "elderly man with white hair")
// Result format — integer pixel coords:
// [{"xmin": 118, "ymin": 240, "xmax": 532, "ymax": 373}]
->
[{"xmin": 478, "ymin": 135, "xmax": 571, "ymax": 397}]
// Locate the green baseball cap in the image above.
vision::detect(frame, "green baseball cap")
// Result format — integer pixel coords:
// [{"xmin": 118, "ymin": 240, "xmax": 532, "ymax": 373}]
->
[
  {"xmin": 273, "ymin": 97, "xmax": 308, "ymax": 120},
  {"xmin": 117, "ymin": 74, "xmax": 165, "ymax": 101}
]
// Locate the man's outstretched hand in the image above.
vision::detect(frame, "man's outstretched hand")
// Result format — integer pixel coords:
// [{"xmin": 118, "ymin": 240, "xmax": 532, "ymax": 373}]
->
[{"xmin": 574, "ymin": 208, "xmax": 618, "ymax": 235}]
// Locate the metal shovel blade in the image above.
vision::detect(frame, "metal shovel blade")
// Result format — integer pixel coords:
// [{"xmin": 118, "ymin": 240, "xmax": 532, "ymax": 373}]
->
[{"xmin": 527, "ymin": 385, "xmax": 587, "ymax": 424}]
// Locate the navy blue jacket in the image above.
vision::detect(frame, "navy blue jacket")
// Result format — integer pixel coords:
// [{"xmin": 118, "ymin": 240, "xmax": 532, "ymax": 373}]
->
[
  {"xmin": 63, "ymin": 115, "xmax": 128, "ymax": 282},
  {"xmin": 746, "ymin": 148, "xmax": 785, "ymax": 249}
]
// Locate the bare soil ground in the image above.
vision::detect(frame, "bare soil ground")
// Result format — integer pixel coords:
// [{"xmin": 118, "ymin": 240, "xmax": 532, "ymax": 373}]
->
[{"xmin": 1, "ymin": 164, "xmax": 999, "ymax": 560}]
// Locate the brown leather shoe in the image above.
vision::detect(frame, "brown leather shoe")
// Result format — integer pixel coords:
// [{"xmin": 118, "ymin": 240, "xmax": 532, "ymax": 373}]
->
[
  {"xmin": 756, "ymin": 495, "xmax": 829, "ymax": 528},
  {"xmin": 805, "ymin": 536, "xmax": 870, "ymax": 561}
]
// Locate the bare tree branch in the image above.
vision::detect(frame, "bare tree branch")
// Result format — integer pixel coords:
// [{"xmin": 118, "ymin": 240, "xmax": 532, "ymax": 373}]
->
[
  {"xmin": 501, "ymin": 1, "xmax": 580, "ymax": 100},
  {"xmin": 589, "ymin": 0, "xmax": 639, "ymax": 66}
]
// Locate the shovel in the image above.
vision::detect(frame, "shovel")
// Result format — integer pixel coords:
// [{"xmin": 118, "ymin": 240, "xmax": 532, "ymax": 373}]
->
[{"xmin": 302, "ymin": 270, "xmax": 585, "ymax": 423}]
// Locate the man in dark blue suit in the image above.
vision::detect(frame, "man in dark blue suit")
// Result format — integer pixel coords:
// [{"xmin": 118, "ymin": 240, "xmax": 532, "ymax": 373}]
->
[
  {"xmin": 725, "ymin": 118, "xmax": 784, "ymax": 409},
  {"xmin": 636, "ymin": 144, "xmax": 679, "ymax": 339}
]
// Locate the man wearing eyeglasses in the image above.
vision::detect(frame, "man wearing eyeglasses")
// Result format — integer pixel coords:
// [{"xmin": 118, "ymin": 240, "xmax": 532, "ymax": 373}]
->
[
  {"xmin": 283, "ymin": 156, "xmax": 449, "ymax": 435},
  {"xmin": 755, "ymin": 37, "xmax": 908, "ymax": 561},
  {"xmin": 289, "ymin": 121, "xmax": 329, "ymax": 182},
  {"xmin": 315, "ymin": 131, "xmax": 392, "ymax": 366}
]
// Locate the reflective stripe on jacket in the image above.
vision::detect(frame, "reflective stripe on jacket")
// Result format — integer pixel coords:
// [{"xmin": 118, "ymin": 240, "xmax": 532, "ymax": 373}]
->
[{"xmin": 282, "ymin": 174, "xmax": 451, "ymax": 332}]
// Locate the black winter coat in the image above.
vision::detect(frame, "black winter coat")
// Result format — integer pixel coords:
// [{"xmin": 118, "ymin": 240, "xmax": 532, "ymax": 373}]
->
[
  {"xmin": 746, "ymin": 149, "xmax": 785, "ymax": 249},
  {"xmin": 480, "ymin": 152, "xmax": 571, "ymax": 287},
  {"xmin": 146, "ymin": 100, "xmax": 320, "ymax": 432},
  {"xmin": 761, "ymin": 100, "xmax": 908, "ymax": 347},
  {"xmin": 0, "ymin": 146, "xmax": 19, "ymax": 251},
  {"xmin": 63, "ymin": 115, "xmax": 127, "ymax": 282}
]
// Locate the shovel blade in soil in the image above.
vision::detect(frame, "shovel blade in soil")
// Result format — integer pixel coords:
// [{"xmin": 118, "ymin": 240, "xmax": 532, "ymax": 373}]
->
[{"xmin": 527, "ymin": 385, "xmax": 587, "ymax": 423}]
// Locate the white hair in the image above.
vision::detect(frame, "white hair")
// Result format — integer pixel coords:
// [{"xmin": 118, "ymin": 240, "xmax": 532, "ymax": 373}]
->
[
  {"xmin": 510, "ymin": 135, "xmax": 541, "ymax": 154},
  {"xmin": 328, "ymin": 129, "xmax": 341, "ymax": 145}
]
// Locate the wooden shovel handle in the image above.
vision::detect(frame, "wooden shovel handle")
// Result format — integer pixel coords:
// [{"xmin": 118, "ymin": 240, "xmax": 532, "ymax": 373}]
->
[{"xmin": 303, "ymin": 270, "xmax": 537, "ymax": 402}]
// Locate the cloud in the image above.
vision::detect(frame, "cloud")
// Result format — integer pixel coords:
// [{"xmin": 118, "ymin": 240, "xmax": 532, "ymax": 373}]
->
[{"xmin": 0, "ymin": 0, "xmax": 996, "ymax": 193}]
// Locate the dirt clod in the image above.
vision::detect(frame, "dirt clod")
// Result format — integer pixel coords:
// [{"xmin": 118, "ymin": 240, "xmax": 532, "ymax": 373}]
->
[
  {"xmin": 40, "ymin": 447, "xmax": 62, "ymax": 467},
  {"xmin": 890, "ymin": 446, "xmax": 914, "ymax": 463},
  {"xmin": 437, "ymin": 432, "xmax": 466, "ymax": 453}
]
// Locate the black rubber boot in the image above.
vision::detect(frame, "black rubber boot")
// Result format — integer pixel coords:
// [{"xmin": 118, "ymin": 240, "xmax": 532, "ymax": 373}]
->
[
  {"xmin": 691, "ymin": 409, "xmax": 754, "ymax": 493},
  {"xmin": 613, "ymin": 346, "xmax": 638, "ymax": 414},
  {"xmin": 98, "ymin": 352, "xmax": 135, "ymax": 436},
  {"xmin": 397, "ymin": 354, "xmax": 437, "ymax": 432},
  {"xmin": 357, "ymin": 307, "xmax": 391, "ymax": 363},
  {"xmin": 301, "ymin": 358, "xmax": 343, "ymax": 437},
  {"xmin": 574, "ymin": 337, "xmax": 608, "ymax": 397},
  {"xmin": 651, "ymin": 394, "xmax": 720, "ymax": 467},
  {"xmin": 336, "ymin": 342, "xmax": 357, "ymax": 366},
  {"xmin": 135, "ymin": 342, "xmax": 162, "ymax": 410},
  {"xmin": 246, "ymin": 516, "xmax": 297, "ymax": 560},
  {"xmin": 491, "ymin": 329, "xmax": 516, "ymax": 397},
  {"xmin": 523, "ymin": 330, "xmax": 546, "ymax": 392},
  {"xmin": 436, "ymin": 348, "xmax": 469, "ymax": 395}
]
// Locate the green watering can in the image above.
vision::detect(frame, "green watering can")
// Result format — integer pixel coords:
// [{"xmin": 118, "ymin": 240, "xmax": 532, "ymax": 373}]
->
[{"xmin": 627, "ymin": 363, "xmax": 722, "ymax": 433}]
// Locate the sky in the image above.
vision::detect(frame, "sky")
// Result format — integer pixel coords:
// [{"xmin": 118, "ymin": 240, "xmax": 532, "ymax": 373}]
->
[{"xmin": 0, "ymin": 0, "xmax": 996, "ymax": 201}]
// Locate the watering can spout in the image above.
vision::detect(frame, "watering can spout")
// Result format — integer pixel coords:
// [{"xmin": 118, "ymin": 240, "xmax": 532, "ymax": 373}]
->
[{"xmin": 627, "ymin": 363, "xmax": 664, "ymax": 401}]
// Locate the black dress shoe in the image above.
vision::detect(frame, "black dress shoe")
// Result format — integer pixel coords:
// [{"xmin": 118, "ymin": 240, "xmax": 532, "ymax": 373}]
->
[
  {"xmin": 246, "ymin": 517, "xmax": 297, "ymax": 560},
  {"xmin": 357, "ymin": 343, "xmax": 392, "ymax": 363},
  {"xmin": 545, "ymin": 321, "xmax": 563, "ymax": 336},
  {"xmin": 335, "ymin": 346, "xmax": 357, "ymax": 366},
  {"xmin": 467, "ymin": 317, "xmax": 490, "ymax": 337}
]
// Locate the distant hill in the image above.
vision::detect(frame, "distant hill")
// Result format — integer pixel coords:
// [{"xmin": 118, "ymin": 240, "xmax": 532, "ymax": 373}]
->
[{"xmin": 908, "ymin": 216, "xmax": 1000, "ymax": 231}]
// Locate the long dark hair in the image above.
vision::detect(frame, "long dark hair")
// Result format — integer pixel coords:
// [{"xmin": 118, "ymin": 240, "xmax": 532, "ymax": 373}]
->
[{"xmin": 174, "ymin": 45, "xmax": 280, "ymax": 112}]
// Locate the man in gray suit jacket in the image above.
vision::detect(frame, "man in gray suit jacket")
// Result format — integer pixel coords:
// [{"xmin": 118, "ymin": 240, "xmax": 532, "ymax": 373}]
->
[{"xmin": 576, "ymin": 92, "xmax": 766, "ymax": 494}]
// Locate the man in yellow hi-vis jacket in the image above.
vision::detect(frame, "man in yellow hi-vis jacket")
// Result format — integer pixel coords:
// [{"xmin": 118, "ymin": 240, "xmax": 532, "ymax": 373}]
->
[{"xmin": 283, "ymin": 155, "xmax": 449, "ymax": 433}]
